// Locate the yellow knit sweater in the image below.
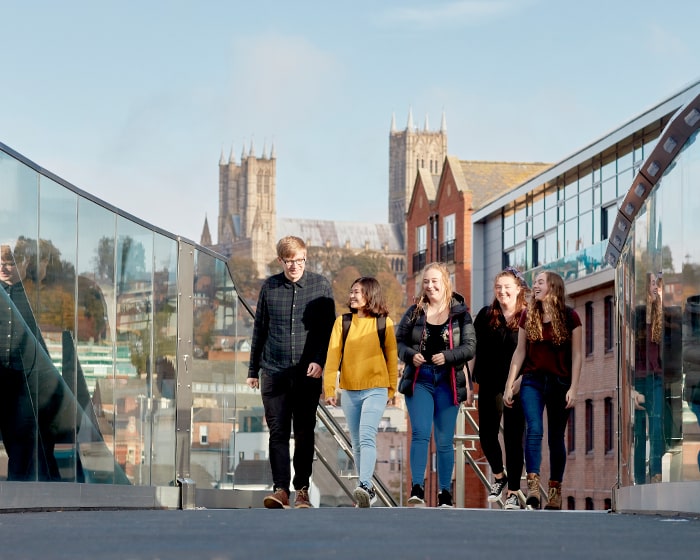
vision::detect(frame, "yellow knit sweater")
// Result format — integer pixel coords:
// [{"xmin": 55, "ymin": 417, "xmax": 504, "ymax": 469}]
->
[{"xmin": 323, "ymin": 314, "xmax": 398, "ymax": 399}]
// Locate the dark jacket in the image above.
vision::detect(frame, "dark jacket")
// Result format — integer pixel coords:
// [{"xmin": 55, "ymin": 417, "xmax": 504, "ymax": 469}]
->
[
  {"xmin": 472, "ymin": 304, "xmax": 520, "ymax": 393},
  {"xmin": 396, "ymin": 292, "xmax": 476, "ymax": 404}
]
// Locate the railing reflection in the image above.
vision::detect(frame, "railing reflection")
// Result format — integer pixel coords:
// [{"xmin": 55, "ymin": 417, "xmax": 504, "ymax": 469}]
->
[{"xmin": 526, "ymin": 241, "xmax": 609, "ymax": 285}]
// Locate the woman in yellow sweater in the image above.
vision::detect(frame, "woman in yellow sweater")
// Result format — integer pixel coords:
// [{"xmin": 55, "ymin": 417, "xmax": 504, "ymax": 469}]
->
[{"xmin": 324, "ymin": 277, "xmax": 398, "ymax": 507}]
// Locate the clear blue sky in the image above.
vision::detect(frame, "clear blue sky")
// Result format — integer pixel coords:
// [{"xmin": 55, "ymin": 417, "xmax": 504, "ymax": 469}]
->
[{"xmin": 2, "ymin": 0, "xmax": 699, "ymax": 244}]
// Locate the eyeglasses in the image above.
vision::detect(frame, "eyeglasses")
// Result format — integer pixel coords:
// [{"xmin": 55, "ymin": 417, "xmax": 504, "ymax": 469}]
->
[{"xmin": 282, "ymin": 258, "xmax": 306, "ymax": 267}]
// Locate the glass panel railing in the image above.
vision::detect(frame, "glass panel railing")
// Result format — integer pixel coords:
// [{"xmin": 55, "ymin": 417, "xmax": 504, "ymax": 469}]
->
[
  {"xmin": 0, "ymin": 142, "xmax": 397, "ymax": 507},
  {"xmin": 526, "ymin": 240, "xmax": 609, "ymax": 285}
]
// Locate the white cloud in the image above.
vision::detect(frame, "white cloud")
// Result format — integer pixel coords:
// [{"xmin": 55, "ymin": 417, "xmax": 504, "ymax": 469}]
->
[
  {"xmin": 226, "ymin": 33, "xmax": 341, "ymax": 132},
  {"xmin": 647, "ymin": 24, "xmax": 688, "ymax": 59},
  {"xmin": 376, "ymin": 0, "xmax": 518, "ymax": 28}
]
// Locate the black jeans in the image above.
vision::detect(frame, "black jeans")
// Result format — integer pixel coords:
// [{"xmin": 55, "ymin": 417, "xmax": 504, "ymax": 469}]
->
[
  {"xmin": 261, "ymin": 368, "xmax": 321, "ymax": 491},
  {"xmin": 478, "ymin": 389, "xmax": 525, "ymax": 492}
]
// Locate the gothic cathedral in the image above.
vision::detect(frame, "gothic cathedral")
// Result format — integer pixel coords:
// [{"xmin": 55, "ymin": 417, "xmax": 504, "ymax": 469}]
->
[
  {"xmin": 214, "ymin": 141, "xmax": 277, "ymax": 277},
  {"xmin": 204, "ymin": 110, "xmax": 446, "ymax": 279},
  {"xmin": 388, "ymin": 109, "xmax": 448, "ymax": 226}
]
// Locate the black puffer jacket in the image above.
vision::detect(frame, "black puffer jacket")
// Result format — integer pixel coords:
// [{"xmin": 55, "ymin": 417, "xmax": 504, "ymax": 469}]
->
[{"xmin": 396, "ymin": 292, "xmax": 476, "ymax": 404}]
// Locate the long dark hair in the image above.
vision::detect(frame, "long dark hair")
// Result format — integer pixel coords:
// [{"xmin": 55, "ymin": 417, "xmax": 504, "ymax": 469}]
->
[{"xmin": 347, "ymin": 277, "xmax": 389, "ymax": 317}]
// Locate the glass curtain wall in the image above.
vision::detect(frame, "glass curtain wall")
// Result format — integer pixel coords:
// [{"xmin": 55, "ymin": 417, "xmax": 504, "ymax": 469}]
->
[{"xmin": 618, "ymin": 129, "xmax": 700, "ymax": 486}]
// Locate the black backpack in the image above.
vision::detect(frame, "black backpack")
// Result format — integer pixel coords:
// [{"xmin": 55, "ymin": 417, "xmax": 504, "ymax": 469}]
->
[{"xmin": 340, "ymin": 312, "xmax": 387, "ymax": 367}]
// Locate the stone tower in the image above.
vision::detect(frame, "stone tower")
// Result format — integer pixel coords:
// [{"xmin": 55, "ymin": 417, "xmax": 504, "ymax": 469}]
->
[
  {"xmin": 388, "ymin": 110, "xmax": 448, "ymax": 225},
  {"xmin": 217, "ymin": 140, "xmax": 277, "ymax": 277}
]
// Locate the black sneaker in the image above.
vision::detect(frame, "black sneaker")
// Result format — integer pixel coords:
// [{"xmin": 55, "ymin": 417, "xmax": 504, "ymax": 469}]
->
[
  {"xmin": 503, "ymin": 493, "xmax": 522, "ymax": 510},
  {"xmin": 407, "ymin": 484, "xmax": 425, "ymax": 505},
  {"xmin": 353, "ymin": 482, "xmax": 377, "ymax": 508},
  {"xmin": 437, "ymin": 489, "xmax": 453, "ymax": 508},
  {"xmin": 488, "ymin": 475, "xmax": 508, "ymax": 502}
]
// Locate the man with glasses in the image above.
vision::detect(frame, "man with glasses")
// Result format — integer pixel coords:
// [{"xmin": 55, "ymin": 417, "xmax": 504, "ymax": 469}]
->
[{"xmin": 247, "ymin": 236, "xmax": 335, "ymax": 508}]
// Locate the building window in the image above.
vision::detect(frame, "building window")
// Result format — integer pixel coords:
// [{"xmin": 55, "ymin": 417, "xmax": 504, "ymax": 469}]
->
[
  {"xmin": 604, "ymin": 397, "xmax": 614, "ymax": 453},
  {"xmin": 586, "ymin": 497, "xmax": 594, "ymax": 510},
  {"xmin": 417, "ymin": 225, "xmax": 427, "ymax": 251},
  {"xmin": 413, "ymin": 225, "xmax": 427, "ymax": 274},
  {"xmin": 585, "ymin": 399, "xmax": 594, "ymax": 453},
  {"xmin": 604, "ymin": 296, "xmax": 614, "ymax": 352},
  {"xmin": 604, "ymin": 498, "xmax": 612, "ymax": 510},
  {"xmin": 600, "ymin": 204, "xmax": 617, "ymax": 241},
  {"xmin": 440, "ymin": 214, "xmax": 456, "ymax": 263},
  {"xmin": 444, "ymin": 214, "xmax": 455, "ymax": 241},
  {"xmin": 200, "ymin": 425, "xmax": 208, "ymax": 445},
  {"xmin": 567, "ymin": 407, "xmax": 576, "ymax": 453},
  {"xmin": 567, "ymin": 496, "xmax": 576, "ymax": 510},
  {"xmin": 585, "ymin": 301, "xmax": 594, "ymax": 356}
]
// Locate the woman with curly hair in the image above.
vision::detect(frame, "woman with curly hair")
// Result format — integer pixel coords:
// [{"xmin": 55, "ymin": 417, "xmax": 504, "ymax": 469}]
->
[
  {"xmin": 504, "ymin": 271, "xmax": 582, "ymax": 510},
  {"xmin": 632, "ymin": 272, "xmax": 665, "ymax": 484}
]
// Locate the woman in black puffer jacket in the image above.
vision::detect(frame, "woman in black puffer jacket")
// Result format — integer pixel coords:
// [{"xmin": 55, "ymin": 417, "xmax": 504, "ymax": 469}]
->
[{"xmin": 396, "ymin": 262, "xmax": 476, "ymax": 508}]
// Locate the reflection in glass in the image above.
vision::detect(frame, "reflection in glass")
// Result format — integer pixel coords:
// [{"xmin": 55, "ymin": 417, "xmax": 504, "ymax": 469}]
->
[
  {"xmin": 150, "ymin": 234, "xmax": 178, "ymax": 485},
  {"xmin": 620, "ymin": 130, "xmax": 700, "ymax": 485},
  {"xmin": 115, "ymin": 217, "xmax": 154, "ymax": 484}
]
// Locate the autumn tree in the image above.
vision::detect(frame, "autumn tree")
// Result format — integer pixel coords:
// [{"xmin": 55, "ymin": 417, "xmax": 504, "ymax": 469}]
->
[{"xmin": 228, "ymin": 255, "xmax": 262, "ymax": 301}]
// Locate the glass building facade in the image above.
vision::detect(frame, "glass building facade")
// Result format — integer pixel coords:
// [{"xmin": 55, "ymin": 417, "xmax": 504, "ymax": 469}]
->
[
  {"xmin": 612, "ymin": 91, "xmax": 700, "ymax": 513},
  {"xmin": 0, "ymin": 142, "xmax": 392, "ymax": 510},
  {"xmin": 473, "ymin": 80, "xmax": 700, "ymax": 514}
]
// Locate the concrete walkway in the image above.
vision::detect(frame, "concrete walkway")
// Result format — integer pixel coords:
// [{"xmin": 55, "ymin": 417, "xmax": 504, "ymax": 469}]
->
[{"xmin": 0, "ymin": 507, "xmax": 698, "ymax": 560}]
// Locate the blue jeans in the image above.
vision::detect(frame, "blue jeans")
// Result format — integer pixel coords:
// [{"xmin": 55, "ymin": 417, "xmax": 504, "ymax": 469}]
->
[
  {"xmin": 520, "ymin": 372, "xmax": 571, "ymax": 482},
  {"xmin": 341, "ymin": 387, "xmax": 388, "ymax": 487},
  {"xmin": 405, "ymin": 364, "xmax": 459, "ymax": 492},
  {"xmin": 634, "ymin": 374, "xmax": 665, "ymax": 483}
]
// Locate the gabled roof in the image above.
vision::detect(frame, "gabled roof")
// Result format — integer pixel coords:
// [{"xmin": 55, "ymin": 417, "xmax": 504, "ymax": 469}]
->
[
  {"xmin": 407, "ymin": 167, "xmax": 439, "ymax": 216},
  {"xmin": 450, "ymin": 157, "xmax": 551, "ymax": 210},
  {"xmin": 277, "ymin": 218, "xmax": 404, "ymax": 252}
]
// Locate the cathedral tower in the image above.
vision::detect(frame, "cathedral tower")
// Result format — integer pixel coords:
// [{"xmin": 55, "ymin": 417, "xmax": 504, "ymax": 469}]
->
[
  {"xmin": 217, "ymin": 140, "xmax": 277, "ymax": 277},
  {"xmin": 388, "ymin": 110, "xmax": 448, "ymax": 225}
]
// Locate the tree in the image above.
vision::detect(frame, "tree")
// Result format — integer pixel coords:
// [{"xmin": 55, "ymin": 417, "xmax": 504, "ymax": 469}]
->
[
  {"xmin": 377, "ymin": 271, "xmax": 406, "ymax": 323},
  {"xmin": 331, "ymin": 266, "xmax": 361, "ymax": 314},
  {"xmin": 338, "ymin": 252, "xmax": 390, "ymax": 277},
  {"xmin": 228, "ymin": 256, "xmax": 262, "ymax": 300}
]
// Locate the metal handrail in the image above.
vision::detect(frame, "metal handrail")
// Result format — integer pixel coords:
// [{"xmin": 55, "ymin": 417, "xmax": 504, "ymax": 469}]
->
[
  {"xmin": 455, "ymin": 402, "xmax": 542, "ymax": 509},
  {"xmin": 316, "ymin": 403, "xmax": 398, "ymax": 507}
]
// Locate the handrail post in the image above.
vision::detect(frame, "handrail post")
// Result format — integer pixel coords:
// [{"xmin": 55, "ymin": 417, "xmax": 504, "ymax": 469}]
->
[{"xmin": 454, "ymin": 405, "xmax": 466, "ymax": 508}]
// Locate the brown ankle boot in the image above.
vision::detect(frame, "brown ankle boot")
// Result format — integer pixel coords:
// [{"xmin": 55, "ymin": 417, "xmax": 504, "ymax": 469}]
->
[
  {"xmin": 526, "ymin": 473, "xmax": 541, "ymax": 509},
  {"xmin": 544, "ymin": 480, "xmax": 562, "ymax": 510}
]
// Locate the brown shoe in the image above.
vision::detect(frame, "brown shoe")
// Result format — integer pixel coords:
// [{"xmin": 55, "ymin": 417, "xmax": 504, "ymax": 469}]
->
[
  {"xmin": 294, "ymin": 486, "xmax": 312, "ymax": 508},
  {"xmin": 263, "ymin": 487, "xmax": 289, "ymax": 509},
  {"xmin": 544, "ymin": 480, "xmax": 562, "ymax": 510},
  {"xmin": 526, "ymin": 473, "xmax": 541, "ymax": 509}
]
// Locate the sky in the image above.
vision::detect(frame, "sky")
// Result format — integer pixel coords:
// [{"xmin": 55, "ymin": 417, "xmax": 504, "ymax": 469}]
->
[{"xmin": 2, "ymin": 0, "xmax": 700, "ymax": 245}]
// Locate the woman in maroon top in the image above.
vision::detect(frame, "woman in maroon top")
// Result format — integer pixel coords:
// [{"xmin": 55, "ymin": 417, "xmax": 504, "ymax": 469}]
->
[{"xmin": 504, "ymin": 271, "xmax": 582, "ymax": 510}]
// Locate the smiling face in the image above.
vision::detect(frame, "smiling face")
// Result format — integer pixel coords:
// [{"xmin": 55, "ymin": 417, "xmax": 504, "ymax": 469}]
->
[
  {"xmin": 349, "ymin": 282, "xmax": 367, "ymax": 311},
  {"xmin": 279, "ymin": 249, "xmax": 306, "ymax": 283},
  {"xmin": 494, "ymin": 273, "xmax": 522, "ymax": 311},
  {"xmin": 532, "ymin": 272, "xmax": 550, "ymax": 302},
  {"xmin": 422, "ymin": 267, "xmax": 444, "ymax": 304},
  {"xmin": 0, "ymin": 246, "xmax": 20, "ymax": 285}
]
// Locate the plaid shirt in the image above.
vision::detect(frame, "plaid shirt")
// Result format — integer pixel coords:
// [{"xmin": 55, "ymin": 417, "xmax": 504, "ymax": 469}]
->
[{"xmin": 248, "ymin": 270, "xmax": 335, "ymax": 377}]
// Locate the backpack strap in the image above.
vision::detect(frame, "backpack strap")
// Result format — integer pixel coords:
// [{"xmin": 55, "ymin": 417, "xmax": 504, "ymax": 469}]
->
[
  {"xmin": 339, "ymin": 313, "xmax": 353, "ymax": 368},
  {"xmin": 340, "ymin": 313, "xmax": 387, "ymax": 368},
  {"xmin": 376, "ymin": 315, "xmax": 387, "ymax": 361}
]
